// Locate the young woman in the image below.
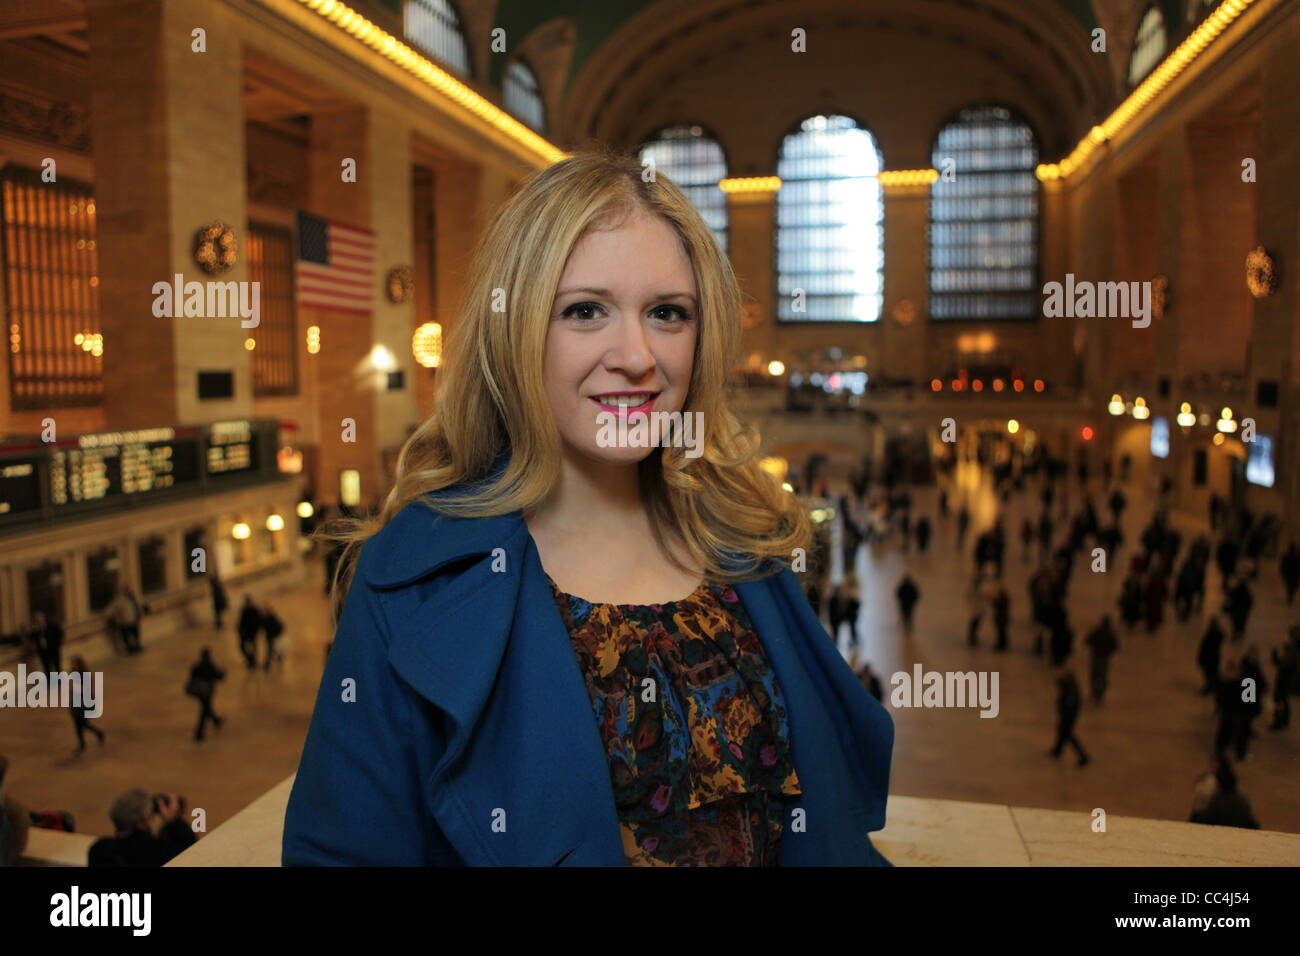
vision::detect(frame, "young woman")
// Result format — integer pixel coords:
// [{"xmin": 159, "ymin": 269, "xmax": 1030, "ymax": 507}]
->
[{"xmin": 282, "ymin": 150, "xmax": 894, "ymax": 867}]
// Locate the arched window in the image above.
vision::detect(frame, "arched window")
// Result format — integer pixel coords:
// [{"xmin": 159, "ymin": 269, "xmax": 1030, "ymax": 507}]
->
[
  {"xmin": 1128, "ymin": 5, "xmax": 1167, "ymax": 87},
  {"xmin": 404, "ymin": 0, "xmax": 471, "ymax": 77},
  {"xmin": 637, "ymin": 125, "xmax": 729, "ymax": 254},
  {"xmin": 929, "ymin": 105, "xmax": 1039, "ymax": 321},
  {"xmin": 504, "ymin": 60, "xmax": 546, "ymax": 132},
  {"xmin": 775, "ymin": 114, "xmax": 884, "ymax": 323}
]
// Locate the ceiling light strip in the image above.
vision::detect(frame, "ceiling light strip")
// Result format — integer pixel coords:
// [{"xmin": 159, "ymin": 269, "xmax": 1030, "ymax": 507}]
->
[
  {"xmin": 284, "ymin": 0, "xmax": 566, "ymax": 165},
  {"xmin": 1038, "ymin": 0, "xmax": 1257, "ymax": 181}
]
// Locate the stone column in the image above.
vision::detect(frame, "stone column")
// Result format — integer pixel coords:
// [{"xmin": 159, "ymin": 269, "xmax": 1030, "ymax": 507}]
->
[
  {"xmin": 86, "ymin": 0, "xmax": 251, "ymax": 429},
  {"xmin": 1252, "ymin": 23, "xmax": 1300, "ymax": 528},
  {"xmin": 879, "ymin": 186, "xmax": 930, "ymax": 375},
  {"xmin": 306, "ymin": 107, "xmax": 378, "ymax": 508},
  {"xmin": 368, "ymin": 110, "xmax": 416, "ymax": 476},
  {"xmin": 1154, "ymin": 128, "xmax": 1187, "ymax": 507},
  {"xmin": 727, "ymin": 190, "xmax": 776, "ymax": 359}
]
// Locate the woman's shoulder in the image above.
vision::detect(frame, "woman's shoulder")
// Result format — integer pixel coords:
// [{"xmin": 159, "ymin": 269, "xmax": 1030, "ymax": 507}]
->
[{"xmin": 357, "ymin": 495, "xmax": 521, "ymax": 591}]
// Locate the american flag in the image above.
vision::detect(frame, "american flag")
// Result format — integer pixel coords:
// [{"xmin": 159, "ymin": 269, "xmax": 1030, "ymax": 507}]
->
[{"xmin": 293, "ymin": 211, "xmax": 374, "ymax": 314}]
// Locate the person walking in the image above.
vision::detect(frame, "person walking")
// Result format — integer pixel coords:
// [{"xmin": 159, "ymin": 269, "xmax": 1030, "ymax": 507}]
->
[
  {"xmin": 1268, "ymin": 637, "xmax": 1297, "ymax": 731},
  {"xmin": 31, "ymin": 611, "xmax": 63, "ymax": 676},
  {"xmin": 1049, "ymin": 670, "xmax": 1090, "ymax": 767},
  {"xmin": 914, "ymin": 515, "xmax": 931, "ymax": 555},
  {"xmin": 992, "ymin": 585, "xmax": 1011, "ymax": 652},
  {"xmin": 1238, "ymin": 646, "xmax": 1267, "ymax": 753},
  {"xmin": 1174, "ymin": 557, "xmax": 1200, "ymax": 622},
  {"xmin": 210, "ymin": 573, "xmax": 229, "ymax": 629},
  {"xmin": 1118, "ymin": 571, "xmax": 1144, "ymax": 632},
  {"xmin": 262, "ymin": 603, "xmax": 286, "ymax": 670},
  {"xmin": 1019, "ymin": 518, "xmax": 1034, "ymax": 564},
  {"xmin": 1144, "ymin": 571, "xmax": 1167, "ymax": 633},
  {"xmin": 1280, "ymin": 541, "xmax": 1300, "ymax": 605},
  {"xmin": 895, "ymin": 573, "xmax": 920, "ymax": 637},
  {"xmin": 1107, "ymin": 487, "xmax": 1126, "ymax": 524},
  {"xmin": 1216, "ymin": 537, "xmax": 1240, "ymax": 588},
  {"xmin": 1214, "ymin": 660, "xmax": 1251, "ymax": 761},
  {"xmin": 839, "ymin": 576, "xmax": 862, "ymax": 652},
  {"xmin": 1083, "ymin": 615, "xmax": 1119, "ymax": 703},
  {"xmin": 957, "ymin": 505, "xmax": 971, "ymax": 550},
  {"xmin": 828, "ymin": 582, "xmax": 846, "ymax": 647},
  {"xmin": 67, "ymin": 655, "xmax": 105, "ymax": 754},
  {"xmin": 1037, "ymin": 511, "xmax": 1054, "ymax": 564},
  {"xmin": 1048, "ymin": 603, "xmax": 1074, "ymax": 667},
  {"xmin": 966, "ymin": 572, "xmax": 987, "ymax": 647},
  {"xmin": 1029, "ymin": 566, "xmax": 1053, "ymax": 655},
  {"xmin": 1225, "ymin": 577, "xmax": 1254, "ymax": 641},
  {"xmin": 988, "ymin": 521, "xmax": 1006, "ymax": 578},
  {"xmin": 105, "ymin": 584, "xmax": 144, "ymax": 654},
  {"xmin": 1197, "ymin": 617, "xmax": 1226, "ymax": 695},
  {"xmin": 185, "ymin": 648, "xmax": 226, "ymax": 742},
  {"xmin": 236, "ymin": 594, "xmax": 262, "ymax": 670}
]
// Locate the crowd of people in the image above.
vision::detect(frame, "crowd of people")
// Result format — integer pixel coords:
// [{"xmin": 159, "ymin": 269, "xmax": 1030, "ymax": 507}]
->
[{"xmin": 803, "ymin": 447, "xmax": 1296, "ymax": 830}]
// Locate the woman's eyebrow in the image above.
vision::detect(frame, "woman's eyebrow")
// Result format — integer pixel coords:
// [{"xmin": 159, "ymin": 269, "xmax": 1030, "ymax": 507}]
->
[{"xmin": 556, "ymin": 286, "xmax": 697, "ymax": 305}]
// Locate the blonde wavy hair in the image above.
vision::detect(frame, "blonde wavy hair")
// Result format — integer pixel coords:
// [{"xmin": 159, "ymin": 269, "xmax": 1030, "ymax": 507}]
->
[{"xmin": 319, "ymin": 147, "xmax": 812, "ymax": 616}]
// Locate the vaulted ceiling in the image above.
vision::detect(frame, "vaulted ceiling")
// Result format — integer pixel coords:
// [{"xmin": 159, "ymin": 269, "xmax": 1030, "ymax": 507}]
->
[
  {"xmin": 483, "ymin": 0, "xmax": 1194, "ymax": 165},
  {"xmin": 490, "ymin": 0, "xmax": 1122, "ymax": 92}
]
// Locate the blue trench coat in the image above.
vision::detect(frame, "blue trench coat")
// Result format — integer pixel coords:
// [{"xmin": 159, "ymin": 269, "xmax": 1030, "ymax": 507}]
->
[{"xmin": 283, "ymin": 465, "xmax": 894, "ymax": 866}]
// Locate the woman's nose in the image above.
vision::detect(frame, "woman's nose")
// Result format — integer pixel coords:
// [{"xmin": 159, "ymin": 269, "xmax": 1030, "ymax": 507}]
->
[{"xmin": 603, "ymin": 314, "xmax": 655, "ymax": 377}]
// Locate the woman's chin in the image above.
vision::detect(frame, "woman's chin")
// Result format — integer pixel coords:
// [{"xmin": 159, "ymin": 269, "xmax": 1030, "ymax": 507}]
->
[{"xmin": 580, "ymin": 444, "xmax": 656, "ymax": 466}]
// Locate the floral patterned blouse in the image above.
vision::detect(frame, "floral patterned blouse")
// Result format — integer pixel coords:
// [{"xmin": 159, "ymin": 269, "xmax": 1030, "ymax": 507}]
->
[{"xmin": 546, "ymin": 571, "xmax": 802, "ymax": 866}]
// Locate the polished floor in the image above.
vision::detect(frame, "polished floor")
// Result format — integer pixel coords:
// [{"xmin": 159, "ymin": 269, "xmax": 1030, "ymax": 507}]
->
[
  {"xmin": 4, "ymin": 464, "xmax": 1298, "ymax": 849},
  {"xmin": 829, "ymin": 460, "xmax": 1299, "ymax": 834}
]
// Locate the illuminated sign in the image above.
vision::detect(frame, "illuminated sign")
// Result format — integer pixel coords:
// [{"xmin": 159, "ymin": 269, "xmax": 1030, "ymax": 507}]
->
[
  {"xmin": 49, "ymin": 428, "xmax": 200, "ymax": 504},
  {"xmin": 1150, "ymin": 416, "xmax": 1170, "ymax": 459},
  {"xmin": 207, "ymin": 420, "xmax": 257, "ymax": 476},
  {"xmin": 1246, "ymin": 435, "xmax": 1274, "ymax": 488}
]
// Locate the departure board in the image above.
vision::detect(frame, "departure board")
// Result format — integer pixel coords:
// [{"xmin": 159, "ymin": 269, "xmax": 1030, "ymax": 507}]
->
[
  {"xmin": 0, "ymin": 458, "xmax": 41, "ymax": 515},
  {"xmin": 48, "ymin": 427, "xmax": 201, "ymax": 505},
  {"xmin": 0, "ymin": 419, "xmax": 278, "ymax": 532},
  {"xmin": 206, "ymin": 420, "xmax": 257, "ymax": 476}
]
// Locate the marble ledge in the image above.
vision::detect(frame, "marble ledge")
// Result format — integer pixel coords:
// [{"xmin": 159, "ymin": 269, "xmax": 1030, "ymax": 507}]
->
[{"xmin": 145, "ymin": 780, "xmax": 1298, "ymax": 867}]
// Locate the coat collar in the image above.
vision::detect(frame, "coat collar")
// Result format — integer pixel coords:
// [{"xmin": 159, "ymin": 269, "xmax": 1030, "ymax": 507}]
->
[{"xmin": 360, "ymin": 448, "xmax": 518, "ymax": 592}]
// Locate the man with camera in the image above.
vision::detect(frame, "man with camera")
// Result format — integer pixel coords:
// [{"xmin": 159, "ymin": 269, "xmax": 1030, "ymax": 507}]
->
[{"xmin": 87, "ymin": 788, "xmax": 195, "ymax": 866}]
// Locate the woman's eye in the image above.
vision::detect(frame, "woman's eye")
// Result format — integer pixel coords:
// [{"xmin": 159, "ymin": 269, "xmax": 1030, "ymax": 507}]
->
[
  {"xmin": 562, "ymin": 302, "xmax": 602, "ymax": 321},
  {"xmin": 651, "ymin": 305, "xmax": 691, "ymax": 322}
]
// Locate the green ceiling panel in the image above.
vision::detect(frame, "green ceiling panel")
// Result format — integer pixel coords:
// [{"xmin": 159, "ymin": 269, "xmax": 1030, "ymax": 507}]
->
[{"xmin": 487, "ymin": 1, "xmax": 1108, "ymax": 95}]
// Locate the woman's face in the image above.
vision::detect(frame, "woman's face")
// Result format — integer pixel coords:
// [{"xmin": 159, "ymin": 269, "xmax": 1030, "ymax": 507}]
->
[{"xmin": 544, "ymin": 209, "xmax": 698, "ymax": 466}]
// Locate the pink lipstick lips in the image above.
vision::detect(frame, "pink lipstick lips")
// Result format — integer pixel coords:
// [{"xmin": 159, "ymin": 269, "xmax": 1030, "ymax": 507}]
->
[{"xmin": 589, "ymin": 392, "xmax": 659, "ymax": 418}]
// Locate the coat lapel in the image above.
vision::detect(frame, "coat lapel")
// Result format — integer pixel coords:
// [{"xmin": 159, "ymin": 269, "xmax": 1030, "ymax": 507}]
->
[{"xmin": 369, "ymin": 500, "xmax": 626, "ymax": 866}]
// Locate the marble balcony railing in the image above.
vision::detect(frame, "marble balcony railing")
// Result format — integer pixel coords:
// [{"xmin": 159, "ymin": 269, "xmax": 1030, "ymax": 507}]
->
[
  {"xmin": 154, "ymin": 776, "xmax": 1299, "ymax": 866},
  {"xmin": 22, "ymin": 774, "xmax": 1298, "ymax": 866}
]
